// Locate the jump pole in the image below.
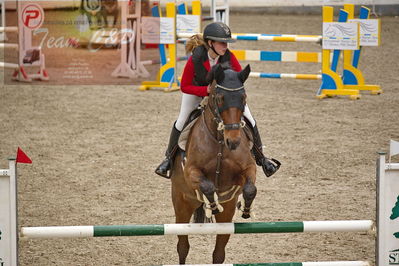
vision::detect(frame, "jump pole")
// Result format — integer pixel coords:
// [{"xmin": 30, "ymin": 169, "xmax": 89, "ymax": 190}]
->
[
  {"xmin": 231, "ymin": 49, "xmax": 322, "ymax": 80},
  {"xmin": 177, "ymin": 32, "xmax": 322, "ymax": 43},
  {"xmin": 20, "ymin": 220, "xmax": 374, "ymax": 238}
]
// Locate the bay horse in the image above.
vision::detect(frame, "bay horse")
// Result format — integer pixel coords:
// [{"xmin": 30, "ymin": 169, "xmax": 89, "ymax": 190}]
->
[{"xmin": 170, "ymin": 63, "xmax": 257, "ymax": 264}]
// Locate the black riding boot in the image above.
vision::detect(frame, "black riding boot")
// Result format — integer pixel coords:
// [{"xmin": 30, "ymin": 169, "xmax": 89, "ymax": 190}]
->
[
  {"xmin": 155, "ymin": 123, "xmax": 181, "ymax": 179},
  {"xmin": 251, "ymin": 125, "xmax": 281, "ymax": 177}
]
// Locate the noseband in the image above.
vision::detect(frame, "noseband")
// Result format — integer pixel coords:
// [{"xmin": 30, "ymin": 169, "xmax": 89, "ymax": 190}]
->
[{"xmin": 210, "ymin": 84, "xmax": 246, "ymax": 132}]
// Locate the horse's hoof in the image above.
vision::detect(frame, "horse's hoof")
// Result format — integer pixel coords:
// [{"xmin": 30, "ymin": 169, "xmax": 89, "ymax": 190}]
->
[
  {"xmin": 242, "ymin": 213, "xmax": 250, "ymax": 219},
  {"xmin": 212, "ymin": 209, "xmax": 220, "ymax": 215}
]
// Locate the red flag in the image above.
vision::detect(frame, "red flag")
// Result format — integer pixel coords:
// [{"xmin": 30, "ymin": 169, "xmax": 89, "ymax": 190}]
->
[{"xmin": 16, "ymin": 147, "xmax": 32, "ymax": 164}]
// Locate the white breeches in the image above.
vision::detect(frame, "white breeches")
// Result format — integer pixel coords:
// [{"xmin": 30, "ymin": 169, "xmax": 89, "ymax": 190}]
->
[{"xmin": 175, "ymin": 93, "xmax": 256, "ymax": 131}]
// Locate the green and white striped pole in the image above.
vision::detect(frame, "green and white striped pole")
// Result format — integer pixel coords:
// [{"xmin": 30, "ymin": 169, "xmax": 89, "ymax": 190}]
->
[{"xmin": 20, "ymin": 220, "xmax": 373, "ymax": 239}]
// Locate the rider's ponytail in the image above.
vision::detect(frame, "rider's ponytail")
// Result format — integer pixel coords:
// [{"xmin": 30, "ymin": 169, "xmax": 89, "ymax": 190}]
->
[{"xmin": 185, "ymin": 34, "xmax": 208, "ymax": 54}]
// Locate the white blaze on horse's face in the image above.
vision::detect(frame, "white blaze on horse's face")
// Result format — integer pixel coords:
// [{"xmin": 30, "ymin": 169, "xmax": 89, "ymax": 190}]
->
[{"xmin": 221, "ymin": 107, "xmax": 243, "ymax": 150}]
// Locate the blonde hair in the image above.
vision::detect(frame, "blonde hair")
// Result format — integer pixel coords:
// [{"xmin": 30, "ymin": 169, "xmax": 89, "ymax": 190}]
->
[{"xmin": 185, "ymin": 34, "xmax": 209, "ymax": 54}]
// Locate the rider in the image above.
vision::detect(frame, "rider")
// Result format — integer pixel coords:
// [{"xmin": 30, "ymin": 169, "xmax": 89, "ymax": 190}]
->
[{"xmin": 155, "ymin": 22, "xmax": 279, "ymax": 179}]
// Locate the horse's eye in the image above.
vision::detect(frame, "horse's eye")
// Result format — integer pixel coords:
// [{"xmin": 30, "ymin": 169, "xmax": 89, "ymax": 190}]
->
[{"xmin": 216, "ymin": 94, "xmax": 224, "ymax": 106}]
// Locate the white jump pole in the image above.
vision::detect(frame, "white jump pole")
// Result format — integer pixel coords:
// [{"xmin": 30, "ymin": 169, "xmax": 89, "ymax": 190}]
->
[
  {"xmin": 0, "ymin": 43, "xmax": 18, "ymax": 49},
  {"xmin": 20, "ymin": 220, "xmax": 374, "ymax": 239},
  {"xmin": 0, "ymin": 62, "xmax": 19, "ymax": 68},
  {"xmin": 0, "ymin": 26, "xmax": 18, "ymax": 32}
]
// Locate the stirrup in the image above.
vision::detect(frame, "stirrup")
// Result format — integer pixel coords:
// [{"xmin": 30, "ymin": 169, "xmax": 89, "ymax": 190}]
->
[{"xmin": 262, "ymin": 158, "xmax": 281, "ymax": 177}]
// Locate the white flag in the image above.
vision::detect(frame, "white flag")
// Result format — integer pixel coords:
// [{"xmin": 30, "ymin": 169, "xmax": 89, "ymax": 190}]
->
[{"xmin": 390, "ymin": 140, "xmax": 399, "ymax": 157}]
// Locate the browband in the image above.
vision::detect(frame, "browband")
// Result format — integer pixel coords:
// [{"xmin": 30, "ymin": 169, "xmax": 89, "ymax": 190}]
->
[{"xmin": 216, "ymin": 84, "xmax": 244, "ymax": 91}]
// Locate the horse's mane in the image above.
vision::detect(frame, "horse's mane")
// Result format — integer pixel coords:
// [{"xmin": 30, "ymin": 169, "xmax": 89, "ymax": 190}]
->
[{"xmin": 206, "ymin": 62, "xmax": 232, "ymax": 84}]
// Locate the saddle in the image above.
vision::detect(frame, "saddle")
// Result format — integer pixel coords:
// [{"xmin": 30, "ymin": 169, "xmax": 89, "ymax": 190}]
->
[{"xmin": 177, "ymin": 105, "xmax": 254, "ymax": 152}]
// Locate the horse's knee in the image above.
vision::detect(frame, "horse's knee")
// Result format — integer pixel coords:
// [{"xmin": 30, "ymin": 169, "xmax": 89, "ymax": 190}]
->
[
  {"xmin": 199, "ymin": 178, "xmax": 223, "ymax": 217},
  {"xmin": 243, "ymin": 181, "xmax": 257, "ymax": 203},
  {"xmin": 199, "ymin": 178, "xmax": 216, "ymax": 198},
  {"xmin": 239, "ymin": 180, "xmax": 257, "ymax": 219}
]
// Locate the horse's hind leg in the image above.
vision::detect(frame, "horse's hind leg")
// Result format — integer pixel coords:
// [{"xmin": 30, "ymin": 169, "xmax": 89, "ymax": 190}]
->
[
  {"xmin": 172, "ymin": 187, "xmax": 197, "ymax": 264},
  {"xmin": 212, "ymin": 200, "xmax": 236, "ymax": 264}
]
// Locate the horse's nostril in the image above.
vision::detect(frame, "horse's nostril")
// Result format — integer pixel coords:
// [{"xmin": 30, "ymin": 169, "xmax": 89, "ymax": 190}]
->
[
  {"xmin": 226, "ymin": 139, "xmax": 240, "ymax": 150},
  {"xmin": 226, "ymin": 139, "xmax": 231, "ymax": 148}
]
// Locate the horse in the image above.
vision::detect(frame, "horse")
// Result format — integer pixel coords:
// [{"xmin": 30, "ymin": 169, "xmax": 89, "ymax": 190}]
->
[
  {"xmin": 170, "ymin": 63, "xmax": 257, "ymax": 264},
  {"xmin": 80, "ymin": 0, "xmax": 118, "ymax": 29},
  {"xmin": 101, "ymin": 0, "xmax": 118, "ymax": 28}
]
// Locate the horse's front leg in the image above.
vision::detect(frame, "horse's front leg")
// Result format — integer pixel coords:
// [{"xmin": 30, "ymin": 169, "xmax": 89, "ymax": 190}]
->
[
  {"xmin": 199, "ymin": 177, "xmax": 224, "ymax": 217},
  {"xmin": 186, "ymin": 166, "xmax": 223, "ymax": 218},
  {"xmin": 239, "ymin": 165, "xmax": 257, "ymax": 219}
]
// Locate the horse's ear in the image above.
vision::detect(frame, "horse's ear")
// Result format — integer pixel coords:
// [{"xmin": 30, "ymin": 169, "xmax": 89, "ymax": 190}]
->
[
  {"xmin": 238, "ymin": 64, "xmax": 251, "ymax": 83},
  {"xmin": 215, "ymin": 64, "xmax": 225, "ymax": 84}
]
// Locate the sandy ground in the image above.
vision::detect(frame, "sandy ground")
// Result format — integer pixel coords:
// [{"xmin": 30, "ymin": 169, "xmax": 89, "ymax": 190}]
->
[{"xmin": 1, "ymin": 11, "xmax": 399, "ymax": 266}]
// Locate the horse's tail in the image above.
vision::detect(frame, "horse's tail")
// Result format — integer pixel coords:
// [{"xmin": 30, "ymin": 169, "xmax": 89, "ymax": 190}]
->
[{"xmin": 193, "ymin": 205, "xmax": 205, "ymax": 223}]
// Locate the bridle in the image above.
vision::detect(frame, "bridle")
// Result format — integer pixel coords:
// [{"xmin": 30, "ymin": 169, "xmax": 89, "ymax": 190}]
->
[{"xmin": 209, "ymin": 83, "xmax": 246, "ymax": 133}]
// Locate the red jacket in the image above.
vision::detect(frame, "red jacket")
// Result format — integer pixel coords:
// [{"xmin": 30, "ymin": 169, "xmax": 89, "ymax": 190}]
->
[{"xmin": 180, "ymin": 51, "xmax": 242, "ymax": 97}]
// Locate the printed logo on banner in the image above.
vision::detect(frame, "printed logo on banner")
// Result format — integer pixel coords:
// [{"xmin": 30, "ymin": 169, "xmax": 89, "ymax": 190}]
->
[
  {"xmin": 348, "ymin": 19, "xmax": 380, "ymax": 46},
  {"xmin": 322, "ymin": 22, "xmax": 359, "ymax": 50},
  {"xmin": 142, "ymin": 17, "xmax": 161, "ymax": 44},
  {"xmin": 160, "ymin": 17, "xmax": 175, "ymax": 44},
  {"xmin": 389, "ymin": 195, "xmax": 399, "ymax": 264},
  {"xmin": 22, "ymin": 4, "xmax": 44, "ymax": 29},
  {"xmin": 176, "ymin": 15, "xmax": 200, "ymax": 34}
]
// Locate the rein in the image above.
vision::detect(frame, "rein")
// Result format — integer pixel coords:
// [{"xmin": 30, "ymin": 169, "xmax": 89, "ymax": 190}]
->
[
  {"xmin": 201, "ymin": 111, "xmax": 224, "ymax": 190},
  {"xmin": 205, "ymin": 83, "xmax": 247, "ymax": 189}
]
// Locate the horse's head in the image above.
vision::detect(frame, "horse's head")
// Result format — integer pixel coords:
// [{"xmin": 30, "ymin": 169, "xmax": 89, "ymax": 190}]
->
[{"xmin": 206, "ymin": 63, "xmax": 251, "ymax": 150}]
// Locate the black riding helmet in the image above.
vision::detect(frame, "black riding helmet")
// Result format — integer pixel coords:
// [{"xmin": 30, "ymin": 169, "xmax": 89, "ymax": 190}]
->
[{"xmin": 203, "ymin": 22, "xmax": 235, "ymax": 43}]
